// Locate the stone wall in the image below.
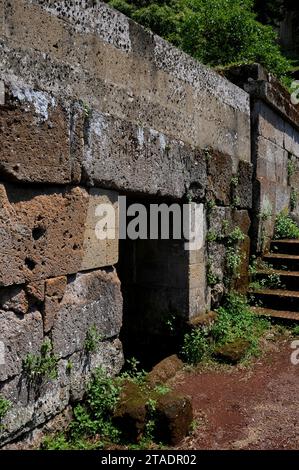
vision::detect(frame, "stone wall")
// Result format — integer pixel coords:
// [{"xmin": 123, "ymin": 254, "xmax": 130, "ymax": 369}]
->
[
  {"xmin": 225, "ymin": 64, "xmax": 299, "ymax": 253},
  {"xmin": 0, "ymin": 1, "xmax": 289, "ymax": 446}
]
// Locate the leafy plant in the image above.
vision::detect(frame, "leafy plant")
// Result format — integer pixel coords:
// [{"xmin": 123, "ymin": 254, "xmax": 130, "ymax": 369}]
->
[
  {"xmin": 69, "ymin": 367, "xmax": 121, "ymax": 443},
  {"xmin": 211, "ymin": 292, "xmax": 270, "ymax": 350},
  {"xmin": 0, "ymin": 396, "xmax": 11, "ymax": 429},
  {"xmin": 207, "ymin": 262, "xmax": 219, "ymax": 287},
  {"xmin": 225, "ymin": 246, "xmax": 244, "ymax": 280},
  {"xmin": 274, "ymin": 211, "xmax": 299, "ymax": 239},
  {"xmin": 287, "ymin": 158, "xmax": 296, "ymax": 180},
  {"xmin": 290, "ymin": 188, "xmax": 298, "ymax": 212},
  {"xmin": 181, "ymin": 327, "xmax": 210, "ymax": 365},
  {"xmin": 121, "ymin": 357, "xmax": 147, "ymax": 385},
  {"xmin": 249, "ymin": 272, "xmax": 283, "ymax": 290},
  {"xmin": 181, "ymin": 292, "xmax": 270, "ymax": 365},
  {"xmin": 207, "ymin": 229, "xmax": 218, "ymax": 242},
  {"xmin": 23, "ymin": 338, "xmax": 58, "ymax": 381},
  {"xmin": 107, "ymin": 0, "xmax": 292, "ymax": 82},
  {"xmin": 84, "ymin": 325, "xmax": 102, "ymax": 353}
]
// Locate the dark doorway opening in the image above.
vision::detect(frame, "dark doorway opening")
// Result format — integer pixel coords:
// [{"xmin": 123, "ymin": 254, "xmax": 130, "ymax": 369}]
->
[{"xmin": 116, "ymin": 197, "xmax": 190, "ymax": 369}]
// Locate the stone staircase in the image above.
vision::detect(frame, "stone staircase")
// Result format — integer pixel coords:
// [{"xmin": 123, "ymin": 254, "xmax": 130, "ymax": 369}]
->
[{"xmin": 250, "ymin": 239, "xmax": 299, "ymax": 320}]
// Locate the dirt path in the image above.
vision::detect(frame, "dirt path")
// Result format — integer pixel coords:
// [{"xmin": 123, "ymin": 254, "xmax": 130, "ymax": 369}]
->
[{"xmin": 173, "ymin": 337, "xmax": 299, "ymax": 450}]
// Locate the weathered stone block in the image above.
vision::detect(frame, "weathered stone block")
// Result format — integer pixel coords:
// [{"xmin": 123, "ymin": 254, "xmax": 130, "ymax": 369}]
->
[
  {"xmin": 0, "ymin": 83, "xmax": 72, "ymax": 184},
  {"xmin": 83, "ymin": 111, "xmax": 207, "ymax": 198},
  {"xmin": 68, "ymin": 338, "xmax": 124, "ymax": 402},
  {"xmin": 147, "ymin": 354, "xmax": 184, "ymax": 386},
  {"xmin": 235, "ymin": 160, "xmax": 253, "ymax": 209},
  {"xmin": 0, "ymin": 309, "xmax": 43, "ymax": 381},
  {"xmin": 81, "ymin": 188, "xmax": 119, "ymax": 270},
  {"xmin": 0, "ymin": 338, "xmax": 123, "ymax": 446},
  {"xmin": 256, "ymin": 136, "xmax": 288, "ymax": 185},
  {"xmin": 0, "ymin": 184, "xmax": 119, "ymax": 286},
  {"xmin": 0, "ymin": 184, "xmax": 87, "ymax": 286},
  {"xmin": 43, "ymin": 276, "xmax": 67, "ymax": 333},
  {"xmin": 26, "ymin": 281, "xmax": 45, "ymax": 303},
  {"xmin": 155, "ymin": 392, "xmax": 193, "ymax": 445},
  {"xmin": 0, "ymin": 286, "xmax": 28, "ymax": 315},
  {"xmin": 207, "ymin": 150, "xmax": 233, "ymax": 206},
  {"xmin": 284, "ymin": 123, "xmax": 299, "ymax": 158},
  {"xmin": 255, "ymin": 101, "xmax": 285, "ymax": 147},
  {"xmin": 51, "ymin": 268, "xmax": 123, "ymax": 358}
]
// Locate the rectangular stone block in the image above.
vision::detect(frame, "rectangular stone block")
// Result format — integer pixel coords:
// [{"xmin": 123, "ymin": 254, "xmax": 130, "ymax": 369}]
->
[
  {"xmin": 255, "ymin": 101, "xmax": 285, "ymax": 147},
  {"xmin": 256, "ymin": 136, "xmax": 288, "ymax": 185},
  {"xmin": 207, "ymin": 150, "xmax": 233, "ymax": 206},
  {"xmin": 0, "ymin": 184, "xmax": 119, "ymax": 286},
  {"xmin": 235, "ymin": 160, "xmax": 253, "ymax": 209},
  {"xmin": 83, "ymin": 111, "xmax": 207, "ymax": 198},
  {"xmin": 51, "ymin": 268, "xmax": 123, "ymax": 358},
  {"xmin": 284, "ymin": 122, "xmax": 299, "ymax": 158},
  {"xmin": 0, "ymin": 82, "xmax": 73, "ymax": 184},
  {"xmin": 0, "ymin": 309, "xmax": 43, "ymax": 381},
  {"xmin": 81, "ymin": 188, "xmax": 119, "ymax": 270}
]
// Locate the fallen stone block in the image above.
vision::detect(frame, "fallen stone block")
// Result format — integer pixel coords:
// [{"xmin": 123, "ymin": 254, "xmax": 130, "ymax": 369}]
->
[
  {"xmin": 214, "ymin": 339, "xmax": 251, "ymax": 364},
  {"xmin": 147, "ymin": 354, "xmax": 184, "ymax": 387},
  {"xmin": 155, "ymin": 392, "xmax": 193, "ymax": 445}
]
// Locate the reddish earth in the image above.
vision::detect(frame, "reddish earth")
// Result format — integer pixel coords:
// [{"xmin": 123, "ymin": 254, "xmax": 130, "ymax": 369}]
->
[{"xmin": 172, "ymin": 336, "xmax": 299, "ymax": 450}]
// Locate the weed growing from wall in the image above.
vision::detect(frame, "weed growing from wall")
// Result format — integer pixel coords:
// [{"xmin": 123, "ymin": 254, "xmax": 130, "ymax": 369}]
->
[
  {"xmin": 84, "ymin": 325, "xmax": 103, "ymax": 354},
  {"xmin": 274, "ymin": 211, "xmax": 299, "ymax": 239},
  {"xmin": 23, "ymin": 338, "xmax": 58, "ymax": 382}
]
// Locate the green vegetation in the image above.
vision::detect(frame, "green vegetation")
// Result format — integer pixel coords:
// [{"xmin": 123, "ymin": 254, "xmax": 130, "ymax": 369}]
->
[
  {"xmin": 287, "ymin": 158, "xmax": 296, "ymax": 180},
  {"xmin": 107, "ymin": 0, "xmax": 292, "ymax": 82},
  {"xmin": 274, "ymin": 210, "xmax": 299, "ymax": 239},
  {"xmin": 181, "ymin": 292, "xmax": 270, "ymax": 365},
  {"xmin": 84, "ymin": 325, "xmax": 103, "ymax": 353},
  {"xmin": 0, "ymin": 396, "xmax": 11, "ymax": 429},
  {"xmin": 207, "ymin": 263, "xmax": 220, "ymax": 287},
  {"xmin": 249, "ymin": 272, "xmax": 283, "ymax": 291},
  {"xmin": 23, "ymin": 338, "xmax": 58, "ymax": 381},
  {"xmin": 41, "ymin": 360, "xmax": 170, "ymax": 450}
]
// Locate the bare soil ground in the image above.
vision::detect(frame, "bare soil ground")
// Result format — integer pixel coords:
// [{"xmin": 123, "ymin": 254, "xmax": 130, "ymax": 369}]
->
[{"xmin": 173, "ymin": 336, "xmax": 299, "ymax": 450}]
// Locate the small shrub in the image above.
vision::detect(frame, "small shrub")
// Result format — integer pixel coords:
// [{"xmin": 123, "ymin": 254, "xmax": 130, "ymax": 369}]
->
[
  {"xmin": 207, "ymin": 229, "xmax": 218, "ymax": 242},
  {"xmin": 207, "ymin": 261, "xmax": 220, "ymax": 287},
  {"xmin": 225, "ymin": 246, "xmax": 243, "ymax": 280},
  {"xmin": 181, "ymin": 293, "xmax": 270, "ymax": 366},
  {"xmin": 0, "ymin": 396, "xmax": 11, "ymax": 428},
  {"xmin": 23, "ymin": 338, "xmax": 58, "ymax": 381},
  {"xmin": 121, "ymin": 357, "xmax": 147, "ymax": 385},
  {"xmin": 181, "ymin": 327, "xmax": 210, "ymax": 365},
  {"xmin": 84, "ymin": 325, "xmax": 102, "ymax": 353},
  {"xmin": 287, "ymin": 158, "xmax": 296, "ymax": 179},
  {"xmin": 211, "ymin": 293, "xmax": 270, "ymax": 350},
  {"xmin": 69, "ymin": 367, "xmax": 121, "ymax": 442},
  {"xmin": 290, "ymin": 188, "xmax": 298, "ymax": 212},
  {"xmin": 274, "ymin": 211, "xmax": 299, "ymax": 239}
]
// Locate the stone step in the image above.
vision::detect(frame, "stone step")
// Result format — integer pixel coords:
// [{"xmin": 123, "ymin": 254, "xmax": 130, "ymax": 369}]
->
[
  {"xmin": 254, "ymin": 269, "xmax": 299, "ymax": 291},
  {"xmin": 251, "ymin": 306, "xmax": 299, "ymax": 321},
  {"xmin": 270, "ymin": 239, "xmax": 299, "ymax": 255},
  {"xmin": 263, "ymin": 253, "xmax": 299, "ymax": 271},
  {"xmin": 250, "ymin": 288, "xmax": 299, "ymax": 312}
]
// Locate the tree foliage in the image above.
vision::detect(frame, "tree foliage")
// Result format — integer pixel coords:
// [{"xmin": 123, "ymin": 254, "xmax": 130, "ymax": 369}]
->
[{"xmin": 107, "ymin": 0, "xmax": 291, "ymax": 80}]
